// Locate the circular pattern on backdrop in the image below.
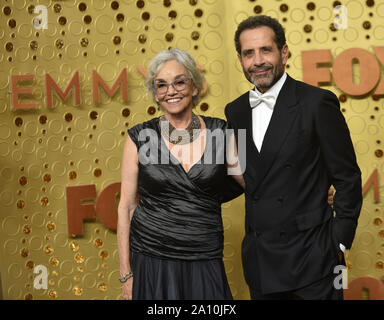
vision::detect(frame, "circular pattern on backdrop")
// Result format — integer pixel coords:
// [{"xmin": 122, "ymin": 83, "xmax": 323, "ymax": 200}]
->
[
  {"xmin": 346, "ymin": 0, "xmax": 364, "ymax": 20},
  {"xmin": 105, "ymin": 156, "xmax": 121, "ymax": 171},
  {"xmin": 25, "ymin": 187, "xmax": 39, "ymax": 203},
  {"xmin": 209, "ymin": 83, "xmax": 223, "ymax": 97},
  {"xmin": 348, "ymin": 116, "xmax": 366, "ymax": 135},
  {"xmin": 71, "ymin": 133, "xmax": 86, "ymax": 149},
  {"xmin": 14, "ymin": 47, "xmax": 29, "ymax": 62},
  {"xmin": 0, "ymin": 72, "xmax": 9, "ymax": 90},
  {"xmin": 94, "ymin": 42, "xmax": 110, "ymax": 57},
  {"xmin": 45, "ymin": 23, "xmax": 58, "ymax": 38},
  {"xmin": 65, "ymin": 43, "xmax": 80, "ymax": 59},
  {"xmin": 354, "ymin": 251, "xmax": 373, "ymax": 271},
  {"xmin": 0, "ymin": 142, "xmax": 11, "ymax": 157},
  {"xmin": 357, "ymin": 231, "xmax": 375, "ymax": 247},
  {"xmin": 12, "ymin": 150, "xmax": 23, "ymax": 162},
  {"xmin": 4, "ymin": 239, "xmax": 18, "ymax": 256},
  {"xmin": 21, "ymin": 138, "xmax": 35, "ymax": 154},
  {"xmin": 203, "ymin": 31, "xmax": 222, "ymax": 50},
  {"xmin": 98, "ymin": 131, "xmax": 117, "ymax": 151},
  {"xmin": 379, "ymin": 114, "xmax": 384, "ymax": 129},
  {"xmin": 91, "ymin": 0, "xmax": 107, "ymax": 10},
  {"xmin": 207, "ymin": 13, "xmax": 221, "ymax": 28},
  {"xmin": 101, "ymin": 111, "xmax": 120, "ymax": 130},
  {"xmin": 50, "ymin": 184, "xmax": 65, "ymax": 200},
  {"xmin": 29, "ymin": 236, "xmax": 43, "ymax": 251},
  {"xmin": 377, "ymin": 2, "xmax": 384, "ymax": 17},
  {"xmin": 373, "ymin": 26, "xmax": 384, "ymax": 40},
  {"xmin": 290, "ymin": 8, "xmax": 305, "ymax": 23},
  {"xmin": 354, "ymin": 140, "xmax": 370, "ymax": 155},
  {"xmin": 314, "ymin": 29, "xmax": 329, "ymax": 43},
  {"xmin": 316, "ymin": 6, "xmax": 332, "ymax": 21},
  {"xmin": 58, "ymin": 277, "xmax": 72, "ymax": 292},
  {"xmin": 0, "ymin": 124, "xmax": 11, "ymax": 139},
  {"xmin": 150, "ymin": 39, "xmax": 165, "ymax": 54},
  {"xmin": 209, "ymin": 60, "xmax": 224, "ymax": 75},
  {"xmin": 8, "ymin": 263, "xmax": 23, "ymax": 280},
  {"xmin": 97, "ymin": 63, "xmax": 117, "ymax": 83},
  {"xmin": 83, "ymin": 273, "xmax": 97, "ymax": 289},
  {"xmin": 343, "ymin": 26, "xmax": 359, "ymax": 42},
  {"xmin": 236, "ymin": 80, "xmax": 252, "ymax": 95},
  {"xmin": 95, "ymin": 15, "xmax": 115, "ymax": 34},
  {"xmin": 368, "ymin": 125, "xmax": 379, "ymax": 135},
  {"xmin": 68, "ymin": 21, "xmax": 84, "ymax": 36},
  {"xmin": 127, "ymin": 17, "xmax": 142, "ymax": 32},
  {"xmin": 2, "ymin": 216, "xmax": 20, "ymax": 237},
  {"xmin": 176, "ymin": 38, "xmax": 192, "ymax": 51},
  {"xmin": 18, "ymin": 23, "xmax": 33, "ymax": 39},
  {"xmin": 287, "ymin": 31, "xmax": 303, "ymax": 45},
  {"xmin": 180, "ymin": 15, "xmax": 194, "ymax": 29},
  {"xmin": 235, "ymin": 12, "xmax": 249, "ymax": 25}
]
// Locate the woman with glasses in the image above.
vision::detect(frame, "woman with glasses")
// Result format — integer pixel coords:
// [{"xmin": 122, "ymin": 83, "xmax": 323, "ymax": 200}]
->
[{"xmin": 117, "ymin": 48, "xmax": 245, "ymax": 300}]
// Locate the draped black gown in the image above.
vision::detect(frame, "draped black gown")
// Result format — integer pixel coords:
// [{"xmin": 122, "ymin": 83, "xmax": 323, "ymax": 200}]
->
[{"xmin": 127, "ymin": 116, "xmax": 243, "ymax": 300}]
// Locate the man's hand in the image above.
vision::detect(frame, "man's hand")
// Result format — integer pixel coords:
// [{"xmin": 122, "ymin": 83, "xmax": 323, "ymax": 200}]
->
[{"xmin": 328, "ymin": 187, "xmax": 334, "ymax": 206}]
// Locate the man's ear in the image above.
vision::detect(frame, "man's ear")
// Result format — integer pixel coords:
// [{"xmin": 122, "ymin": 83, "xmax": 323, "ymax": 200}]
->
[
  {"xmin": 237, "ymin": 53, "xmax": 242, "ymax": 64},
  {"xmin": 281, "ymin": 44, "xmax": 289, "ymax": 65}
]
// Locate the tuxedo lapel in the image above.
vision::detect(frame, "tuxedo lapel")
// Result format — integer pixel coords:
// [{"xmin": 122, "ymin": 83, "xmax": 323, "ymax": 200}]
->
[{"xmin": 248, "ymin": 75, "xmax": 300, "ymax": 196}]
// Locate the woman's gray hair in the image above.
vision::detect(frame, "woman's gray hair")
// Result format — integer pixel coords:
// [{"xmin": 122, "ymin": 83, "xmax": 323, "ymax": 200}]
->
[{"xmin": 145, "ymin": 48, "xmax": 205, "ymax": 100}]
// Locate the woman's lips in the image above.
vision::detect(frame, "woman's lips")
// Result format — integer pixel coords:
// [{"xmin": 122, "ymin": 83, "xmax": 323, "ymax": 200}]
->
[{"xmin": 166, "ymin": 97, "xmax": 183, "ymax": 104}]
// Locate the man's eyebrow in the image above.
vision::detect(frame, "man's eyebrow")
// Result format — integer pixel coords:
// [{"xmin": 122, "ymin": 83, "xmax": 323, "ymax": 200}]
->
[{"xmin": 242, "ymin": 48, "xmax": 254, "ymax": 55}]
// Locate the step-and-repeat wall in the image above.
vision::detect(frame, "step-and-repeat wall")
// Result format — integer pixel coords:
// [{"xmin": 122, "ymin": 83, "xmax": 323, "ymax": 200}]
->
[{"xmin": 0, "ymin": 0, "xmax": 383, "ymax": 300}]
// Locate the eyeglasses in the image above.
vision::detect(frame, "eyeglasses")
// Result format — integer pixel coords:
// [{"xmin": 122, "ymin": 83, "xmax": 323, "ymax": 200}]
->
[{"xmin": 153, "ymin": 77, "xmax": 191, "ymax": 95}]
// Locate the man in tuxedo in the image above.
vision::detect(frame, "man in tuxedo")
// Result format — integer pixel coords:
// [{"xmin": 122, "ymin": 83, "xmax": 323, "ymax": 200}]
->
[{"xmin": 225, "ymin": 15, "xmax": 362, "ymax": 299}]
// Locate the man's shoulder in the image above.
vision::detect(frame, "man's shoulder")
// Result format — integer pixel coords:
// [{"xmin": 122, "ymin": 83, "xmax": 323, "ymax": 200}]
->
[
  {"xmin": 291, "ymin": 77, "xmax": 337, "ymax": 100},
  {"xmin": 225, "ymin": 91, "xmax": 250, "ymax": 114},
  {"xmin": 228, "ymin": 90, "xmax": 250, "ymax": 105}
]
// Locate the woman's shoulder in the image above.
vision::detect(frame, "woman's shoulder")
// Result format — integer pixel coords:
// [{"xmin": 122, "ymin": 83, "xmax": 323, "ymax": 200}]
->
[
  {"xmin": 128, "ymin": 117, "xmax": 159, "ymax": 134},
  {"xmin": 127, "ymin": 117, "xmax": 159, "ymax": 144},
  {"xmin": 200, "ymin": 115, "xmax": 227, "ymax": 130}
]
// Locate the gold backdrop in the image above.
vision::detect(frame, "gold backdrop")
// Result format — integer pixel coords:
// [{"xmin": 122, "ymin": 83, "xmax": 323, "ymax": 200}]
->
[{"xmin": 0, "ymin": 0, "xmax": 383, "ymax": 300}]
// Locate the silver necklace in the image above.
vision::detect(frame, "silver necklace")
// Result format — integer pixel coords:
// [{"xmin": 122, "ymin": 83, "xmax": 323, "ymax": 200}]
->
[{"xmin": 159, "ymin": 114, "xmax": 201, "ymax": 145}]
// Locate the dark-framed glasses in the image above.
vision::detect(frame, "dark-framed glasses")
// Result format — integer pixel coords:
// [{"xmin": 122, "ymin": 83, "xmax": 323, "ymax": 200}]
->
[{"xmin": 153, "ymin": 77, "xmax": 191, "ymax": 95}]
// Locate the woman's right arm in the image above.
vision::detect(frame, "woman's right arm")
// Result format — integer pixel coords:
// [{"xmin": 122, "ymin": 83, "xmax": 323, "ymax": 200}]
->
[{"xmin": 117, "ymin": 135, "xmax": 139, "ymax": 300}]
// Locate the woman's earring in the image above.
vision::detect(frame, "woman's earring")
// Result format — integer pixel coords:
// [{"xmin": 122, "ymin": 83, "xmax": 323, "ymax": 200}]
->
[
  {"xmin": 156, "ymin": 101, "xmax": 161, "ymax": 111},
  {"xmin": 192, "ymin": 95, "xmax": 198, "ymax": 106}
]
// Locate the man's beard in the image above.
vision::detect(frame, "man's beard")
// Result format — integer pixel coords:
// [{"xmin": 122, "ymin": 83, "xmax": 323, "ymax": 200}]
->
[{"xmin": 244, "ymin": 61, "xmax": 284, "ymax": 91}]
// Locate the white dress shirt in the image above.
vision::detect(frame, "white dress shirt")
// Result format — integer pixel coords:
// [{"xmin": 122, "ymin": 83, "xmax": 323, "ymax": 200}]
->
[{"xmin": 252, "ymin": 73, "xmax": 287, "ymax": 152}]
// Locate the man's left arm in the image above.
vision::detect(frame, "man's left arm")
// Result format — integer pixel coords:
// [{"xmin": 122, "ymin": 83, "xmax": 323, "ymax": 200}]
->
[{"xmin": 314, "ymin": 90, "xmax": 363, "ymax": 249}]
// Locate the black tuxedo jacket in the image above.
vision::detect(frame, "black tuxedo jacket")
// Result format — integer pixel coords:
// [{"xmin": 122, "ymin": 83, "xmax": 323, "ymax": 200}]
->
[{"xmin": 225, "ymin": 75, "xmax": 362, "ymax": 294}]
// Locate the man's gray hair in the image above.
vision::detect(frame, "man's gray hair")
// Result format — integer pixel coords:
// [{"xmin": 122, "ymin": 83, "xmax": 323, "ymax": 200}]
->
[{"xmin": 145, "ymin": 48, "xmax": 205, "ymax": 99}]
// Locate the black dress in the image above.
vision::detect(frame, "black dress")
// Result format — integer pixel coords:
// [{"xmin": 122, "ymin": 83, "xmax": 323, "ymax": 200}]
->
[{"xmin": 127, "ymin": 116, "xmax": 243, "ymax": 300}]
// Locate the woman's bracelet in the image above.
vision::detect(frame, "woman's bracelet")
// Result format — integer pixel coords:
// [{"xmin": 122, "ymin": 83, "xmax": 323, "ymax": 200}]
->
[{"xmin": 119, "ymin": 271, "xmax": 133, "ymax": 283}]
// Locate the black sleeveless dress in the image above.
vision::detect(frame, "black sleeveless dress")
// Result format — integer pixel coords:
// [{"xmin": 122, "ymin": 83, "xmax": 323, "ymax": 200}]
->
[{"xmin": 127, "ymin": 116, "xmax": 243, "ymax": 300}]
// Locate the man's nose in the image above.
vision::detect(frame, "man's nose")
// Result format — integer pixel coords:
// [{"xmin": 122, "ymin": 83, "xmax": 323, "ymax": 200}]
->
[{"xmin": 252, "ymin": 52, "xmax": 264, "ymax": 66}]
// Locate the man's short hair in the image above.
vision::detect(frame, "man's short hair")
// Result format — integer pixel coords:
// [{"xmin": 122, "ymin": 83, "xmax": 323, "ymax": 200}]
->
[{"xmin": 234, "ymin": 15, "xmax": 286, "ymax": 54}]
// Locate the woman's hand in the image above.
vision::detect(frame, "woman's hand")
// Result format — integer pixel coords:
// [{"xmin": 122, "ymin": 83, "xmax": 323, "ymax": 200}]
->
[{"xmin": 122, "ymin": 278, "xmax": 133, "ymax": 300}]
